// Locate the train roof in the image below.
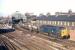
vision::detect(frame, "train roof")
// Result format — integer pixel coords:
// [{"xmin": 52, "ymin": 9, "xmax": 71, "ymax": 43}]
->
[
  {"xmin": 40, "ymin": 25, "xmax": 64, "ymax": 28},
  {"xmin": 37, "ymin": 15, "xmax": 75, "ymax": 22}
]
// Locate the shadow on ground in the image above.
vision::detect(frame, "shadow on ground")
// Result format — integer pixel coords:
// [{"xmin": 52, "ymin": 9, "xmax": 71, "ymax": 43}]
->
[
  {"xmin": 0, "ymin": 45, "xmax": 9, "ymax": 50},
  {"xmin": 0, "ymin": 29, "xmax": 15, "ymax": 34}
]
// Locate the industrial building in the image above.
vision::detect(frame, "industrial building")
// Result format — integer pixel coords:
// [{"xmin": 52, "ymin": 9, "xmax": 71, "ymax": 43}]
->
[{"xmin": 31, "ymin": 10, "xmax": 75, "ymax": 30}]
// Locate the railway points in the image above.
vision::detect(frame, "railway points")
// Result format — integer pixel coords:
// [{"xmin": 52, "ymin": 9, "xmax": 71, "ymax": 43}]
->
[{"xmin": 0, "ymin": 35, "xmax": 22, "ymax": 50}]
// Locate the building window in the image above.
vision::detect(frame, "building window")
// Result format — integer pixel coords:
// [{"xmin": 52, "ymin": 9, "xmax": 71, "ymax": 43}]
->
[
  {"xmin": 42, "ymin": 20, "xmax": 43, "ymax": 24},
  {"xmin": 61, "ymin": 21, "xmax": 64, "ymax": 26},
  {"xmin": 45, "ymin": 21, "xmax": 47, "ymax": 25},
  {"xmin": 53, "ymin": 21, "xmax": 54, "ymax": 25},
  {"xmin": 69, "ymin": 22, "xmax": 72, "ymax": 26},
  {"xmin": 64, "ymin": 22, "xmax": 67, "ymax": 26},
  {"xmin": 67, "ymin": 22, "xmax": 70, "ymax": 26},
  {"xmin": 56, "ymin": 21, "xmax": 58, "ymax": 26},
  {"xmin": 44, "ymin": 20, "xmax": 46, "ymax": 24},
  {"xmin": 54, "ymin": 21, "xmax": 56, "ymax": 25},
  {"xmin": 51, "ymin": 21, "xmax": 54, "ymax": 25},
  {"xmin": 58, "ymin": 21, "xmax": 63, "ymax": 26},
  {"xmin": 38, "ymin": 20, "xmax": 40, "ymax": 24},
  {"xmin": 53, "ymin": 21, "xmax": 55, "ymax": 25},
  {"xmin": 46, "ymin": 21, "xmax": 48, "ymax": 25},
  {"xmin": 42, "ymin": 21, "xmax": 44, "ymax": 24},
  {"xmin": 52, "ymin": 21, "xmax": 54, "ymax": 25},
  {"xmin": 46, "ymin": 21, "xmax": 47, "ymax": 24},
  {"xmin": 60, "ymin": 21, "xmax": 63, "ymax": 26},
  {"xmin": 41, "ymin": 20, "xmax": 43, "ymax": 24},
  {"xmin": 44, "ymin": 21, "xmax": 46, "ymax": 24},
  {"xmin": 49, "ymin": 21, "xmax": 51, "ymax": 24},
  {"xmin": 48, "ymin": 21, "xmax": 49, "ymax": 24},
  {"xmin": 57, "ymin": 21, "xmax": 60, "ymax": 26},
  {"xmin": 50, "ymin": 21, "xmax": 52, "ymax": 25},
  {"xmin": 59, "ymin": 21, "xmax": 61, "ymax": 25},
  {"xmin": 72, "ymin": 22, "xmax": 74, "ymax": 26}
]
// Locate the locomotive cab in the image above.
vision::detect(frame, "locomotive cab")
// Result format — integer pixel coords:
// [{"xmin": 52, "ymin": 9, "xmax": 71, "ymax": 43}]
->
[{"xmin": 60, "ymin": 27, "xmax": 70, "ymax": 39}]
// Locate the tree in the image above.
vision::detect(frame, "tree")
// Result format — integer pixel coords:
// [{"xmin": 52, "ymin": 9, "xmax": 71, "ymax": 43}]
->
[{"xmin": 46, "ymin": 12, "xmax": 51, "ymax": 17}]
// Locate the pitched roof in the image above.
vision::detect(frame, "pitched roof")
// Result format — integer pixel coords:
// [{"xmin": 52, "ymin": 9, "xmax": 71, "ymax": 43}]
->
[{"xmin": 37, "ymin": 15, "xmax": 75, "ymax": 22}]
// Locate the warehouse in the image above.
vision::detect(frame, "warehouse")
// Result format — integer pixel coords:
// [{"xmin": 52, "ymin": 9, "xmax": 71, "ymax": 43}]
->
[{"xmin": 34, "ymin": 15, "xmax": 75, "ymax": 29}]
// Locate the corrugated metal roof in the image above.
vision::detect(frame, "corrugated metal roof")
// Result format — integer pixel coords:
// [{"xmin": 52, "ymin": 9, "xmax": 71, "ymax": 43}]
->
[{"xmin": 37, "ymin": 15, "xmax": 75, "ymax": 22}]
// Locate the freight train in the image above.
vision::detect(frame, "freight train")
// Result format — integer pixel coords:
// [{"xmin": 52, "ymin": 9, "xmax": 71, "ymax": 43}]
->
[{"xmin": 27, "ymin": 25, "xmax": 70, "ymax": 39}]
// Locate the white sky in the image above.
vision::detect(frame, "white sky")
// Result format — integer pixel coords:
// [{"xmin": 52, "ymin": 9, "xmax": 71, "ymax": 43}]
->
[{"xmin": 0, "ymin": 0, "xmax": 75, "ymax": 16}]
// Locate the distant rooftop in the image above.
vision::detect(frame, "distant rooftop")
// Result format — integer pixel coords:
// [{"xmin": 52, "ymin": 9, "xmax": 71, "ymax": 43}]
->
[
  {"xmin": 37, "ymin": 15, "xmax": 75, "ymax": 22},
  {"xmin": 55, "ymin": 10, "xmax": 75, "ymax": 16}
]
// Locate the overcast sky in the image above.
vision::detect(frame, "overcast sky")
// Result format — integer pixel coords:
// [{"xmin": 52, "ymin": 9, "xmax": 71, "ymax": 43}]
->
[{"xmin": 0, "ymin": 0, "xmax": 75, "ymax": 16}]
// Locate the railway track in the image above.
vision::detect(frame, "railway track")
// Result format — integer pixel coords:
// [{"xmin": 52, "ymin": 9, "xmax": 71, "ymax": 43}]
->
[
  {"xmin": 2, "ymin": 35, "xmax": 30, "ymax": 50},
  {"xmin": 0, "ymin": 35, "xmax": 22, "ymax": 50},
  {"xmin": 11, "ymin": 26, "xmax": 68, "ymax": 50},
  {"xmin": 16, "ymin": 25, "xmax": 75, "ymax": 50},
  {"xmin": 1, "ymin": 25, "xmax": 75, "ymax": 50},
  {"xmin": 3, "ymin": 30, "xmax": 60, "ymax": 50}
]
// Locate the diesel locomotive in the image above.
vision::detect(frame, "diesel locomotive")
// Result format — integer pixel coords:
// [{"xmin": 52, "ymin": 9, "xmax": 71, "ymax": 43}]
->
[{"xmin": 39, "ymin": 25, "xmax": 70, "ymax": 39}]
